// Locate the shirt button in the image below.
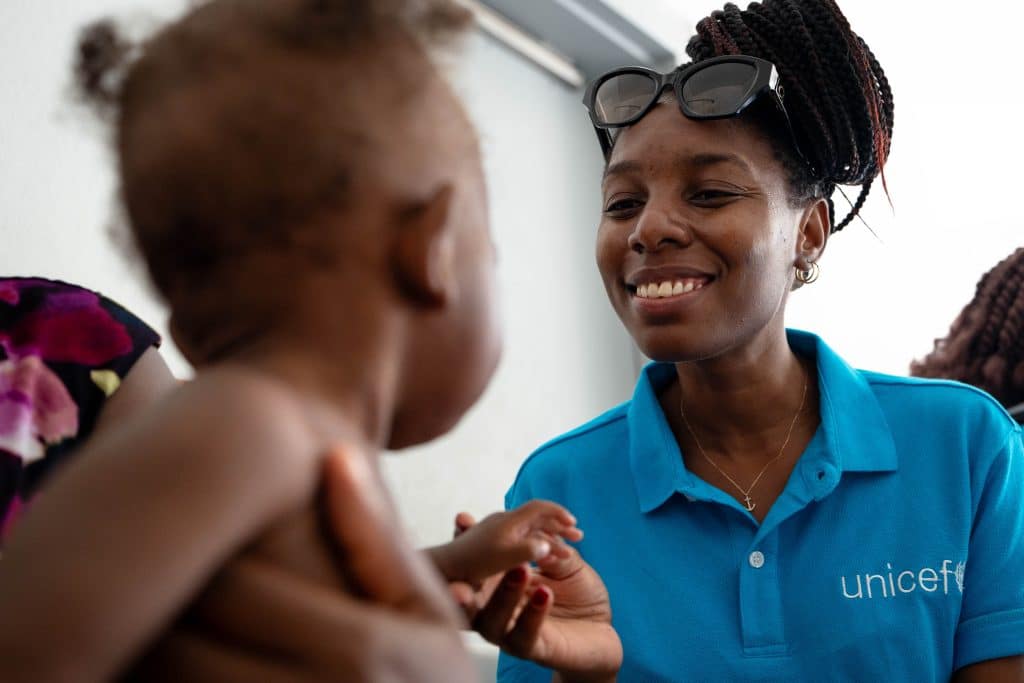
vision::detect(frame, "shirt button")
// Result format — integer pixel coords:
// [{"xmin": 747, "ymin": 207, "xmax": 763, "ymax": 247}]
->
[{"xmin": 749, "ymin": 551, "xmax": 765, "ymax": 569}]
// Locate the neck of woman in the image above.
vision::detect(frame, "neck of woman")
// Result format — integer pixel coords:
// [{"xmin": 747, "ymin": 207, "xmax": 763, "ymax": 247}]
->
[{"xmin": 670, "ymin": 328, "xmax": 817, "ymax": 465}]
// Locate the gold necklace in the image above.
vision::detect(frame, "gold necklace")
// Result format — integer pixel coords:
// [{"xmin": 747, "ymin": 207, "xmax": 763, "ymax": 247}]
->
[{"xmin": 678, "ymin": 373, "xmax": 808, "ymax": 513}]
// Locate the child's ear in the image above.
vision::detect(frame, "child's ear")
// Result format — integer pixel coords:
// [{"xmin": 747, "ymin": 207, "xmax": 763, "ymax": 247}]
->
[{"xmin": 392, "ymin": 185, "xmax": 457, "ymax": 307}]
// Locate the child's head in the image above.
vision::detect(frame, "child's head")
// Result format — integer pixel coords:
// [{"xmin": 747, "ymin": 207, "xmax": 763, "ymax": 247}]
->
[{"xmin": 76, "ymin": 0, "xmax": 501, "ymax": 447}]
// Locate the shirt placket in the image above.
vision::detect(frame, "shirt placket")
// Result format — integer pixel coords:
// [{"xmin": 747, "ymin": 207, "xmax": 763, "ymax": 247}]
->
[{"xmin": 738, "ymin": 531, "xmax": 787, "ymax": 655}]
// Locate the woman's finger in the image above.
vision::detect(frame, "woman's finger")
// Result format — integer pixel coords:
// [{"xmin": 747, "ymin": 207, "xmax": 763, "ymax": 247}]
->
[
  {"xmin": 499, "ymin": 586, "xmax": 552, "ymax": 659},
  {"xmin": 471, "ymin": 565, "xmax": 531, "ymax": 643}
]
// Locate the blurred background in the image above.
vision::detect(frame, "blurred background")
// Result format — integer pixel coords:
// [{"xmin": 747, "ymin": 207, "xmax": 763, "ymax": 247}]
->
[{"xmin": 1, "ymin": 0, "xmax": 1022, "ymax": 678}]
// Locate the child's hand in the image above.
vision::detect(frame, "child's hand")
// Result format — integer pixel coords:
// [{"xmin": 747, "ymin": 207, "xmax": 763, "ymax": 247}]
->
[{"xmin": 427, "ymin": 500, "xmax": 583, "ymax": 585}]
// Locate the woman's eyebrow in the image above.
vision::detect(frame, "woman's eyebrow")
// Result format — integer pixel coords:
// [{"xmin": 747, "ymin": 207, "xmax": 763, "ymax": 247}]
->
[
  {"xmin": 687, "ymin": 152, "xmax": 753, "ymax": 174},
  {"xmin": 603, "ymin": 153, "xmax": 753, "ymax": 184},
  {"xmin": 603, "ymin": 160, "xmax": 642, "ymax": 182}
]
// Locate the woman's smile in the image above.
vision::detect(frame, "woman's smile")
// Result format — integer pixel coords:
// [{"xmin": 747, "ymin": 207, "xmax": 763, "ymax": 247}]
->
[{"xmin": 625, "ymin": 266, "xmax": 715, "ymax": 317}]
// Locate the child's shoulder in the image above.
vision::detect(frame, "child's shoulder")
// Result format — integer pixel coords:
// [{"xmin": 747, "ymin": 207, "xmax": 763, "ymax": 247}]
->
[
  {"xmin": 103, "ymin": 367, "xmax": 324, "ymax": 508},
  {"xmin": 175, "ymin": 366, "xmax": 312, "ymax": 430}
]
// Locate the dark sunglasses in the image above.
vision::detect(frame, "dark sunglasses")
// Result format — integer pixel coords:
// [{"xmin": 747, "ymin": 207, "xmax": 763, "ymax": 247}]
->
[{"xmin": 583, "ymin": 55, "xmax": 815, "ymax": 175}]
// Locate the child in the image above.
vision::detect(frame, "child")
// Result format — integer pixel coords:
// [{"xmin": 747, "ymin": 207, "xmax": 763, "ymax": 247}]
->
[{"xmin": 0, "ymin": 0, "xmax": 579, "ymax": 679}]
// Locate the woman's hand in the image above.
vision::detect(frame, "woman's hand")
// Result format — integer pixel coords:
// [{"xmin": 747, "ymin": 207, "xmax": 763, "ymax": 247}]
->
[{"xmin": 455, "ymin": 513, "xmax": 623, "ymax": 682}]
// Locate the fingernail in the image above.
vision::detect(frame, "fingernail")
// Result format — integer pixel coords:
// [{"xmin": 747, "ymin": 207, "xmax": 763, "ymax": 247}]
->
[
  {"xmin": 531, "ymin": 588, "xmax": 550, "ymax": 607},
  {"xmin": 507, "ymin": 566, "xmax": 527, "ymax": 585}
]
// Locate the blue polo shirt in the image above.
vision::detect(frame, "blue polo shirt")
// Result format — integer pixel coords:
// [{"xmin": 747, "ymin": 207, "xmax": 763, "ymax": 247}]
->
[{"xmin": 499, "ymin": 330, "xmax": 1024, "ymax": 682}]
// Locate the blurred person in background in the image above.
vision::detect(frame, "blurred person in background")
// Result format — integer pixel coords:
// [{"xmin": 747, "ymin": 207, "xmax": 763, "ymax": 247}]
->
[
  {"xmin": 0, "ymin": 276, "xmax": 174, "ymax": 544},
  {"xmin": 912, "ymin": 247, "xmax": 1024, "ymax": 422}
]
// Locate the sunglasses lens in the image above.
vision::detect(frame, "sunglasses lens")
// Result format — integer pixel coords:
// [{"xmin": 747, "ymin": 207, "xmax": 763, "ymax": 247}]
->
[
  {"xmin": 593, "ymin": 73, "xmax": 658, "ymax": 125},
  {"xmin": 681, "ymin": 62, "xmax": 758, "ymax": 116}
]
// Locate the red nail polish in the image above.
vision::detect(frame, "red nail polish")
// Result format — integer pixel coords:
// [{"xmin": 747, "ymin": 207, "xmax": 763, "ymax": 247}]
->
[
  {"xmin": 531, "ymin": 588, "xmax": 550, "ymax": 607},
  {"xmin": 507, "ymin": 566, "xmax": 527, "ymax": 585}
]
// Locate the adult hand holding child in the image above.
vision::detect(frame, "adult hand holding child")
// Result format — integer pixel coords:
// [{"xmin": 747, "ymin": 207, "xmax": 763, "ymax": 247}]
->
[{"xmin": 134, "ymin": 447, "xmax": 476, "ymax": 682}]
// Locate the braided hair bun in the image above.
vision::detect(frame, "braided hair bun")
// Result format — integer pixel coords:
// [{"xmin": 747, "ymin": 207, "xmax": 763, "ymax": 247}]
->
[{"xmin": 687, "ymin": 0, "xmax": 894, "ymax": 232}]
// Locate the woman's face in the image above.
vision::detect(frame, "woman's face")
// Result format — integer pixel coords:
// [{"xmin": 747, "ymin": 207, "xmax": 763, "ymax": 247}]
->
[{"xmin": 596, "ymin": 102, "xmax": 819, "ymax": 362}]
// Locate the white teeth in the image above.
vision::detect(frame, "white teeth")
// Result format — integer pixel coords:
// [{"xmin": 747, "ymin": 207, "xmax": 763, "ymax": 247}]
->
[{"xmin": 635, "ymin": 278, "xmax": 708, "ymax": 299}]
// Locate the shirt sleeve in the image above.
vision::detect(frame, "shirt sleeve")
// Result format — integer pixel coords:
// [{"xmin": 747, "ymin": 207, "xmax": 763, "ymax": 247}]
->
[
  {"xmin": 953, "ymin": 425, "xmax": 1024, "ymax": 669},
  {"xmin": 95, "ymin": 292, "xmax": 162, "ymax": 377},
  {"xmin": 0, "ymin": 280, "xmax": 164, "ymax": 516}
]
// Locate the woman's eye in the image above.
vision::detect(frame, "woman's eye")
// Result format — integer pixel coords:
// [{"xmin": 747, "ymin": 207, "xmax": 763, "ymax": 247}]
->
[
  {"xmin": 691, "ymin": 189, "xmax": 740, "ymax": 204},
  {"xmin": 604, "ymin": 198, "xmax": 644, "ymax": 215}
]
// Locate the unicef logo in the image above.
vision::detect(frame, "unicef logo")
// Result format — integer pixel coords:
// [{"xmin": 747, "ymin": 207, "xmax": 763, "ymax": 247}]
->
[{"xmin": 954, "ymin": 562, "xmax": 966, "ymax": 593}]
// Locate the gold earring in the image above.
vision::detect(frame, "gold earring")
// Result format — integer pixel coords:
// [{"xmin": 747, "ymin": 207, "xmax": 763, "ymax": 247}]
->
[{"xmin": 796, "ymin": 261, "xmax": 820, "ymax": 285}]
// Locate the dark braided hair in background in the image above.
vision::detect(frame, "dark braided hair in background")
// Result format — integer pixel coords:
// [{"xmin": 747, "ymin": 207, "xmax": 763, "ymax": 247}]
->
[
  {"xmin": 685, "ymin": 0, "xmax": 894, "ymax": 232},
  {"xmin": 911, "ymin": 249, "xmax": 1024, "ymax": 408}
]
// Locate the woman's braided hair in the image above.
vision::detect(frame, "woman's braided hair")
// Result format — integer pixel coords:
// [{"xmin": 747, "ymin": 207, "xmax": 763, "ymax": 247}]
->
[
  {"xmin": 911, "ymin": 249, "xmax": 1024, "ymax": 408},
  {"xmin": 685, "ymin": 0, "xmax": 894, "ymax": 232}
]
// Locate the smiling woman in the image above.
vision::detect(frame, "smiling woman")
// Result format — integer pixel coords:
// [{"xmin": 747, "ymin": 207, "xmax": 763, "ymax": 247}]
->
[{"xmin": 493, "ymin": 0, "xmax": 1024, "ymax": 681}]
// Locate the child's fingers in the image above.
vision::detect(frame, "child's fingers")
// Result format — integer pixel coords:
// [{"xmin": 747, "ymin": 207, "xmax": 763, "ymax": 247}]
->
[
  {"xmin": 523, "ymin": 508, "xmax": 584, "ymax": 544},
  {"xmin": 514, "ymin": 500, "xmax": 577, "ymax": 526},
  {"xmin": 453, "ymin": 512, "xmax": 476, "ymax": 538},
  {"xmin": 489, "ymin": 536, "xmax": 552, "ymax": 573},
  {"xmin": 540, "ymin": 534, "xmax": 571, "ymax": 560},
  {"xmin": 499, "ymin": 586, "xmax": 552, "ymax": 659},
  {"xmin": 320, "ymin": 446, "xmax": 462, "ymax": 626},
  {"xmin": 530, "ymin": 531, "xmax": 583, "ymax": 560},
  {"xmin": 534, "ymin": 541, "xmax": 586, "ymax": 581}
]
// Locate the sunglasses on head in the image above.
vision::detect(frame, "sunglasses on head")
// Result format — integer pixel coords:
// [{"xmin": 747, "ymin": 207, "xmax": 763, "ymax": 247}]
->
[{"xmin": 582, "ymin": 55, "xmax": 815, "ymax": 175}]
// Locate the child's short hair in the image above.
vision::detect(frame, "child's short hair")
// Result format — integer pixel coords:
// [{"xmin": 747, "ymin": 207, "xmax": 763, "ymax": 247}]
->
[{"xmin": 75, "ymin": 0, "xmax": 472, "ymax": 352}]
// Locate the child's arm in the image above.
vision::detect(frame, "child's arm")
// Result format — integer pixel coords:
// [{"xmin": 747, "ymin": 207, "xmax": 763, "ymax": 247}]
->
[
  {"xmin": 426, "ymin": 500, "xmax": 583, "ymax": 585},
  {"xmin": 0, "ymin": 372, "xmax": 320, "ymax": 683}
]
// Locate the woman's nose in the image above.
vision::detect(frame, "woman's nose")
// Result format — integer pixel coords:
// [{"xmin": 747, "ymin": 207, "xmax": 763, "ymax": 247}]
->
[{"xmin": 627, "ymin": 204, "xmax": 693, "ymax": 254}]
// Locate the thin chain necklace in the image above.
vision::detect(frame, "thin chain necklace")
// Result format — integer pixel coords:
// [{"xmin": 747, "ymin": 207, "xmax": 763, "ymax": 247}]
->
[{"xmin": 678, "ymin": 372, "xmax": 808, "ymax": 513}]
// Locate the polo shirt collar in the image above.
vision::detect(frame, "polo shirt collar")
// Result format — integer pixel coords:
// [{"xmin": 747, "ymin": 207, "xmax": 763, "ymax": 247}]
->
[{"xmin": 629, "ymin": 329, "xmax": 899, "ymax": 514}]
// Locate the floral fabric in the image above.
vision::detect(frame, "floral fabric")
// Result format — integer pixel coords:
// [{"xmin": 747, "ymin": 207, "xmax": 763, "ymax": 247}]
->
[{"xmin": 0, "ymin": 278, "xmax": 160, "ymax": 542}]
